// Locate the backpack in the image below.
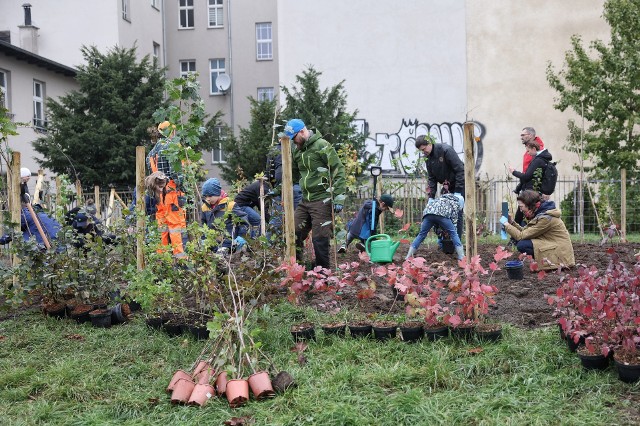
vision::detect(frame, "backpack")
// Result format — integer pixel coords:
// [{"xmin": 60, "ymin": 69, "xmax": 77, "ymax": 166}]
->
[{"xmin": 541, "ymin": 160, "xmax": 558, "ymax": 195}]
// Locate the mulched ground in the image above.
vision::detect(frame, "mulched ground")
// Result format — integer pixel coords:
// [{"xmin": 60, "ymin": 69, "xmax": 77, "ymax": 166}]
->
[{"xmin": 300, "ymin": 241, "xmax": 640, "ymax": 329}]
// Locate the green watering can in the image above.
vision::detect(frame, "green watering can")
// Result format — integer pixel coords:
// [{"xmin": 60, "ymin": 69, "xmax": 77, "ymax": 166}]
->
[{"xmin": 365, "ymin": 234, "xmax": 400, "ymax": 264}]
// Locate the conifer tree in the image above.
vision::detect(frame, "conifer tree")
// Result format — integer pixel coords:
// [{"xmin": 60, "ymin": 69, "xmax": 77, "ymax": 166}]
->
[{"xmin": 33, "ymin": 45, "xmax": 166, "ymax": 187}]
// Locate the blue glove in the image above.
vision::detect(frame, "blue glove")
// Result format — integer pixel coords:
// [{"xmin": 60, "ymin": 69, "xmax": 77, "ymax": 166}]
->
[
  {"xmin": 333, "ymin": 204, "xmax": 343, "ymax": 213},
  {"xmin": 454, "ymin": 192, "xmax": 463, "ymax": 198},
  {"xmin": 499, "ymin": 216, "xmax": 509, "ymax": 225},
  {"xmin": 501, "ymin": 229, "xmax": 508, "ymax": 240},
  {"xmin": 427, "ymin": 198, "xmax": 435, "ymax": 206},
  {"xmin": 233, "ymin": 236, "xmax": 247, "ymax": 249},
  {"xmin": 265, "ymin": 190, "xmax": 276, "ymax": 198}
]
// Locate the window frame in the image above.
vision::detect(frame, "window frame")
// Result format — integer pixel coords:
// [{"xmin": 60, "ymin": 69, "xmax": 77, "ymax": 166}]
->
[
  {"xmin": 256, "ymin": 22, "xmax": 273, "ymax": 61},
  {"xmin": 211, "ymin": 126, "xmax": 226, "ymax": 164},
  {"xmin": 153, "ymin": 42, "xmax": 161, "ymax": 67},
  {"xmin": 0, "ymin": 69, "xmax": 8, "ymax": 109},
  {"xmin": 122, "ymin": 0, "xmax": 131, "ymax": 21},
  {"xmin": 207, "ymin": 0, "xmax": 224, "ymax": 28},
  {"xmin": 179, "ymin": 0, "xmax": 195, "ymax": 29},
  {"xmin": 209, "ymin": 58, "xmax": 226, "ymax": 95},
  {"xmin": 257, "ymin": 87, "xmax": 274, "ymax": 102},
  {"xmin": 180, "ymin": 60, "xmax": 196, "ymax": 78},
  {"xmin": 151, "ymin": 0, "xmax": 159, "ymax": 10},
  {"xmin": 33, "ymin": 80, "xmax": 46, "ymax": 129}
]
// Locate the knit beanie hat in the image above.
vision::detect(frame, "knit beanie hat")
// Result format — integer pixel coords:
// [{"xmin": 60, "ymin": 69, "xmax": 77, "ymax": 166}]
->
[
  {"xmin": 20, "ymin": 167, "xmax": 31, "ymax": 178},
  {"xmin": 380, "ymin": 194, "xmax": 394, "ymax": 208},
  {"xmin": 202, "ymin": 178, "xmax": 222, "ymax": 197}
]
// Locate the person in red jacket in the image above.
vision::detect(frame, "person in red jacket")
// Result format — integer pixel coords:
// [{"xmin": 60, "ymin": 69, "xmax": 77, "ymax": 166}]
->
[{"xmin": 514, "ymin": 127, "xmax": 545, "ymax": 225}]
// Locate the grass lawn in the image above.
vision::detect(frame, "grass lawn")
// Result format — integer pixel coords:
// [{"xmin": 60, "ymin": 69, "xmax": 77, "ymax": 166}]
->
[{"xmin": 0, "ymin": 304, "xmax": 638, "ymax": 426}]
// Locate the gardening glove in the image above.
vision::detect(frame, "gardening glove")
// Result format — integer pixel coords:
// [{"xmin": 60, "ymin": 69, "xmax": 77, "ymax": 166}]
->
[
  {"xmin": 499, "ymin": 216, "xmax": 509, "ymax": 225},
  {"xmin": 233, "ymin": 236, "xmax": 247, "ymax": 251},
  {"xmin": 333, "ymin": 204, "xmax": 343, "ymax": 213},
  {"xmin": 265, "ymin": 190, "xmax": 276, "ymax": 198}
]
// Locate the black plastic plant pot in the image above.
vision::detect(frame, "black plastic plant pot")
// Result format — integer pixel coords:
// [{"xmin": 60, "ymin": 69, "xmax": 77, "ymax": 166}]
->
[
  {"xmin": 348, "ymin": 323, "xmax": 372, "ymax": 338},
  {"xmin": 475, "ymin": 324, "xmax": 503, "ymax": 343},
  {"xmin": 110, "ymin": 303, "xmax": 130, "ymax": 325},
  {"xmin": 449, "ymin": 325, "xmax": 476, "ymax": 340},
  {"xmin": 372, "ymin": 323, "xmax": 398, "ymax": 341},
  {"xmin": 578, "ymin": 352, "xmax": 609, "ymax": 371},
  {"xmin": 441, "ymin": 239, "xmax": 455, "ymax": 254},
  {"xmin": 504, "ymin": 260, "xmax": 524, "ymax": 280},
  {"xmin": 391, "ymin": 287, "xmax": 405, "ymax": 301},
  {"xmin": 321, "ymin": 323, "xmax": 346, "ymax": 337},
  {"xmin": 614, "ymin": 360, "xmax": 640, "ymax": 383},
  {"xmin": 566, "ymin": 334, "xmax": 586, "ymax": 352},
  {"xmin": 400, "ymin": 323, "xmax": 424, "ymax": 343},
  {"xmin": 189, "ymin": 324, "xmax": 210, "ymax": 340},
  {"xmin": 424, "ymin": 325, "xmax": 449, "ymax": 341},
  {"xmin": 43, "ymin": 303, "xmax": 66, "ymax": 319},
  {"xmin": 89, "ymin": 308, "xmax": 112, "ymax": 328},
  {"xmin": 145, "ymin": 316, "xmax": 165, "ymax": 330},
  {"xmin": 71, "ymin": 304, "xmax": 94, "ymax": 324},
  {"xmin": 290, "ymin": 323, "xmax": 316, "ymax": 341},
  {"xmin": 127, "ymin": 300, "xmax": 142, "ymax": 312},
  {"xmin": 162, "ymin": 321, "xmax": 184, "ymax": 337}
]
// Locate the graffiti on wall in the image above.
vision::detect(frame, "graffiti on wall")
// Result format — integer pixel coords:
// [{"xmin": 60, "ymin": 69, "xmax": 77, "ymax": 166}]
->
[{"xmin": 353, "ymin": 119, "xmax": 485, "ymax": 176}]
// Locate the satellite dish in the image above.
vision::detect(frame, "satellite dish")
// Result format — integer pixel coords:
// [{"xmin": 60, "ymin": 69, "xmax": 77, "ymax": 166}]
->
[{"xmin": 216, "ymin": 74, "xmax": 231, "ymax": 92}]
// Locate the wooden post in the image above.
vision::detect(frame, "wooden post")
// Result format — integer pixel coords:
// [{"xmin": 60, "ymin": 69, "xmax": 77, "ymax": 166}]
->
[
  {"xmin": 136, "ymin": 146, "xmax": 146, "ymax": 270},
  {"xmin": 463, "ymin": 122, "xmax": 477, "ymax": 258},
  {"xmin": 105, "ymin": 187, "xmax": 116, "ymax": 227},
  {"xmin": 94, "ymin": 185, "xmax": 101, "ymax": 217},
  {"xmin": 10, "ymin": 153, "xmax": 21, "ymax": 278},
  {"xmin": 75, "ymin": 179, "xmax": 83, "ymax": 205},
  {"xmin": 620, "ymin": 168, "xmax": 626, "ymax": 242},
  {"xmin": 32, "ymin": 169, "xmax": 45, "ymax": 205},
  {"xmin": 281, "ymin": 136, "xmax": 296, "ymax": 260},
  {"xmin": 55, "ymin": 176, "xmax": 62, "ymax": 213},
  {"xmin": 258, "ymin": 177, "xmax": 267, "ymax": 237}
]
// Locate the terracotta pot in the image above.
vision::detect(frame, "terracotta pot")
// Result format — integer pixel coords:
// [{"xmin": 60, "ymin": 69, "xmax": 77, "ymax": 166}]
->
[
  {"xmin": 226, "ymin": 379, "xmax": 249, "ymax": 408},
  {"xmin": 167, "ymin": 370, "xmax": 192, "ymax": 393},
  {"xmin": 215, "ymin": 371, "xmax": 228, "ymax": 396},
  {"xmin": 197, "ymin": 365, "xmax": 215, "ymax": 385},
  {"xmin": 170, "ymin": 378, "xmax": 196, "ymax": 405},
  {"xmin": 188, "ymin": 383, "xmax": 216, "ymax": 406},
  {"xmin": 193, "ymin": 361, "xmax": 210, "ymax": 377},
  {"xmin": 248, "ymin": 371, "xmax": 275, "ymax": 400}
]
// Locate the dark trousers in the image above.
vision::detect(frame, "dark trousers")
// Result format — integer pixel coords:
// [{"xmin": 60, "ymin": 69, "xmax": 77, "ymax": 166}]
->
[
  {"xmin": 294, "ymin": 199, "xmax": 333, "ymax": 269},
  {"xmin": 516, "ymin": 239, "xmax": 534, "ymax": 257}
]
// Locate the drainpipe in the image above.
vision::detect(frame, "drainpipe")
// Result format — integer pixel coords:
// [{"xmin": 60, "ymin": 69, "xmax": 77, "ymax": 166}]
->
[
  {"xmin": 227, "ymin": 0, "xmax": 234, "ymax": 134},
  {"xmin": 161, "ymin": 0, "xmax": 167, "ymax": 74}
]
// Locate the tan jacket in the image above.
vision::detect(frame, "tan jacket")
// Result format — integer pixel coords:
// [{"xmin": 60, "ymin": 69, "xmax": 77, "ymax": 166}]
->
[{"xmin": 504, "ymin": 203, "xmax": 575, "ymax": 270}]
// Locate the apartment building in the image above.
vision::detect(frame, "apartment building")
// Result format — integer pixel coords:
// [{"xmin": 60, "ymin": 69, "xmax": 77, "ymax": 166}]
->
[{"xmin": 0, "ymin": 0, "xmax": 611, "ymax": 183}]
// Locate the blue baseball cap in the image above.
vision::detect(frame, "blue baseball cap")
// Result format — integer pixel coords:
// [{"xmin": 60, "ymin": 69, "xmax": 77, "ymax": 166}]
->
[{"xmin": 284, "ymin": 119, "xmax": 305, "ymax": 139}]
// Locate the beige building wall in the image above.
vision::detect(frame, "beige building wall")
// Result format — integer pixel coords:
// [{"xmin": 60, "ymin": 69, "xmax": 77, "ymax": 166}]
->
[{"xmin": 466, "ymin": 0, "xmax": 610, "ymax": 179}]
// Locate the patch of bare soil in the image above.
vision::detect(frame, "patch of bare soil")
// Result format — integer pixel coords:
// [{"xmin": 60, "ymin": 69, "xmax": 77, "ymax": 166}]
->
[{"xmin": 303, "ymin": 242, "xmax": 640, "ymax": 329}]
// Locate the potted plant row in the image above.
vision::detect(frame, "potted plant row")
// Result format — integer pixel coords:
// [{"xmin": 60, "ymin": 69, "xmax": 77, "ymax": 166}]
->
[{"xmin": 548, "ymin": 248, "xmax": 640, "ymax": 382}]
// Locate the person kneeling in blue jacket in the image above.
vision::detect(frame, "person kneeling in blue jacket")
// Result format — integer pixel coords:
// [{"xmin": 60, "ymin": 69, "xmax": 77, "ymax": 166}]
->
[
  {"xmin": 0, "ymin": 203, "xmax": 61, "ymax": 248},
  {"xmin": 338, "ymin": 194, "xmax": 394, "ymax": 253},
  {"xmin": 406, "ymin": 193, "xmax": 465, "ymax": 260}
]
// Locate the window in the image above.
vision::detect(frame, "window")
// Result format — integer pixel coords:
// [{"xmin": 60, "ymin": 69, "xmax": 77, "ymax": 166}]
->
[
  {"xmin": 180, "ymin": 60, "xmax": 196, "ymax": 78},
  {"xmin": 257, "ymin": 87, "xmax": 274, "ymax": 102},
  {"xmin": 208, "ymin": 0, "xmax": 223, "ymax": 28},
  {"xmin": 33, "ymin": 80, "xmax": 45, "ymax": 129},
  {"xmin": 256, "ymin": 23, "xmax": 272, "ymax": 60},
  {"xmin": 0, "ymin": 70, "xmax": 7, "ymax": 109},
  {"xmin": 153, "ymin": 42, "xmax": 160, "ymax": 67},
  {"xmin": 209, "ymin": 59, "xmax": 225, "ymax": 95},
  {"xmin": 122, "ymin": 0, "xmax": 130, "ymax": 21},
  {"xmin": 179, "ymin": 0, "xmax": 194, "ymax": 29},
  {"xmin": 211, "ymin": 126, "xmax": 226, "ymax": 163}
]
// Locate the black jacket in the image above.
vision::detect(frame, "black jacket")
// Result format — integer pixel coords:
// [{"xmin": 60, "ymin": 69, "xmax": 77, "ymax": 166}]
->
[
  {"xmin": 513, "ymin": 149, "xmax": 553, "ymax": 193},
  {"xmin": 426, "ymin": 143, "xmax": 465, "ymax": 198},
  {"xmin": 234, "ymin": 180, "xmax": 270, "ymax": 209}
]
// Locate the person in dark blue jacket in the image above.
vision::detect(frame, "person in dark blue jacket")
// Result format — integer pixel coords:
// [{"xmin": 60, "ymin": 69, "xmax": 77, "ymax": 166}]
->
[
  {"xmin": 0, "ymin": 204, "xmax": 61, "ymax": 248},
  {"xmin": 338, "ymin": 194, "xmax": 394, "ymax": 253},
  {"xmin": 200, "ymin": 178, "xmax": 249, "ymax": 254}
]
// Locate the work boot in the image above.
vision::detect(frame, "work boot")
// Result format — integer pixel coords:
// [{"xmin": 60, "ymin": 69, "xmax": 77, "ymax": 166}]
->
[
  {"xmin": 455, "ymin": 245, "xmax": 465, "ymax": 260},
  {"xmin": 337, "ymin": 245, "xmax": 347, "ymax": 254},
  {"xmin": 355, "ymin": 242, "xmax": 366, "ymax": 253},
  {"xmin": 406, "ymin": 245, "xmax": 417, "ymax": 259}
]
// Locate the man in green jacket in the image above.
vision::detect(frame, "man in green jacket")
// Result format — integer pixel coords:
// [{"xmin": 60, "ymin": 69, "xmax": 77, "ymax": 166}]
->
[{"xmin": 284, "ymin": 118, "xmax": 346, "ymax": 269}]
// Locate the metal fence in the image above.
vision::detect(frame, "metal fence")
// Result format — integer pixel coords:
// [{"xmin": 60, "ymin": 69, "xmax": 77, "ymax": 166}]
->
[{"xmin": 344, "ymin": 176, "xmax": 640, "ymax": 236}]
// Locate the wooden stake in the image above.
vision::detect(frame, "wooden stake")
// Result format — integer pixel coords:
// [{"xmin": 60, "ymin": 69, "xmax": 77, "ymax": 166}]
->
[
  {"xmin": 136, "ymin": 146, "xmax": 146, "ymax": 270},
  {"xmin": 32, "ymin": 169, "xmax": 45, "ymax": 205},
  {"xmin": 463, "ymin": 122, "xmax": 477, "ymax": 258},
  {"xmin": 105, "ymin": 188, "xmax": 116, "ymax": 227},
  {"xmin": 281, "ymin": 136, "xmax": 296, "ymax": 260},
  {"xmin": 10, "ymin": 153, "xmax": 21, "ymax": 273},
  {"xmin": 94, "ymin": 185, "xmax": 101, "ymax": 216},
  {"xmin": 620, "ymin": 168, "xmax": 627, "ymax": 242},
  {"xmin": 258, "ymin": 177, "xmax": 267, "ymax": 237}
]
